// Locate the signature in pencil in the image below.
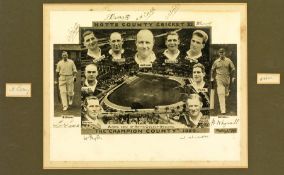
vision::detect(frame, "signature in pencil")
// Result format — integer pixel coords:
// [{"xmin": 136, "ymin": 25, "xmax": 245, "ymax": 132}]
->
[
  {"xmin": 67, "ymin": 22, "xmax": 80, "ymax": 42},
  {"xmin": 136, "ymin": 7, "xmax": 156, "ymax": 21},
  {"xmin": 165, "ymin": 5, "xmax": 180, "ymax": 19}
]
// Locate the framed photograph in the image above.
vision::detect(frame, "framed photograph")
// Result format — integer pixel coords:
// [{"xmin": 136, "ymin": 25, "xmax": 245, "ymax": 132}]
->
[{"xmin": 43, "ymin": 3, "xmax": 247, "ymax": 168}]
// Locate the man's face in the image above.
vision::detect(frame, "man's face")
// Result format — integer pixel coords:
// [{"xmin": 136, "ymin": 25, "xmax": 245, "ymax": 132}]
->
[
  {"xmin": 187, "ymin": 98, "xmax": 202, "ymax": 118},
  {"xmin": 110, "ymin": 33, "xmax": 123, "ymax": 53},
  {"xmin": 86, "ymin": 99, "xmax": 101, "ymax": 119},
  {"xmin": 218, "ymin": 49, "xmax": 225, "ymax": 58},
  {"xmin": 136, "ymin": 31, "xmax": 154, "ymax": 58},
  {"xmin": 62, "ymin": 52, "xmax": 68, "ymax": 61},
  {"xmin": 190, "ymin": 35, "xmax": 204, "ymax": 53},
  {"xmin": 83, "ymin": 33, "xmax": 98, "ymax": 50},
  {"xmin": 193, "ymin": 67, "xmax": 205, "ymax": 83},
  {"xmin": 85, "ymin": 65, "xmax": 98, "ymax": 81},
  {"xmin": 165, "ymin": 35, "xmax": 180, "ymax": 52}
]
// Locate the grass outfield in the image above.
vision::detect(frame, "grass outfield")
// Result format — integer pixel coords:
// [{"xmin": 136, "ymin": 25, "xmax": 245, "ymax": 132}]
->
[{"xmin": 108, "ymin": 74, "xmax": 183, "ymax": 109}]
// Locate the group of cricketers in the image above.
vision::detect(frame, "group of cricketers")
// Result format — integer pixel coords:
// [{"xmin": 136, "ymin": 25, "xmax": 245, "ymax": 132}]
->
[{"xmin": 55, "ymin": 28, "xmax": 236, "ymax": 128}]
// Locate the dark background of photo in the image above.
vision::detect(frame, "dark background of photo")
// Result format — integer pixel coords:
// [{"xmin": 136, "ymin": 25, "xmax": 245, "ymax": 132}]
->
[{"xmin": 1, "ymin": 0, "xmax": 284, "ymax": 175}]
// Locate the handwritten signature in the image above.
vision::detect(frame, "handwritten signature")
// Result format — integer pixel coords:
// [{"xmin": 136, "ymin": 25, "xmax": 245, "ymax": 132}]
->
[
  {"xmin": 66, "ymin": 23, "xmax": 80, "ymax": 42},
  {"xmin": 83, "ymin": 134, "xmax": 103, "ymax": 141},
  {"xmin": 136, "ymin": 7, "xmax": 156, "ymax": 21},
  {"xmin": 196, "ymin": 21, "xmax": 212, "ymax": 26},
  {"xmin": 259, "ymin": 77, "xmax": 273, "ymax": 81},
  {"xmin": 165, "ymin": 5, "xmax": 180, "ymax": 19},
  {"xmin": 53, "ymin": 116, "xmax": 80, "ymax": 128},
  {"xmin": 7, "ymin": 86, "xmax": 30, "ymax": 95},
  {"xmin": 211, "ymin": 118, "xmax": 240, "ymax": 128},
  {"xmin": 104, "ymin": 13, "xmax": 131, "ymax": 21},
  {"xmin": 180, "ymin": 135, "xmax": 209, "ymax": 139}
]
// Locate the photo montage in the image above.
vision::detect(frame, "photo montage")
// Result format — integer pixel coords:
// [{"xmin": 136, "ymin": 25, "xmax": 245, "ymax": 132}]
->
[{"xmin": 53, "ymin": 21, "xmax": 238, "ymax": 134}]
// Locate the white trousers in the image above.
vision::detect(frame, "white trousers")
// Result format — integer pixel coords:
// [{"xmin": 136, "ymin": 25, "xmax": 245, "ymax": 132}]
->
[
  {"xmin": 216, "ymin": 75, "xmax": 230, "ymax": 113},
  {"xmin": 59, "ymin": 75, "xmax": 74, "ymax": 107}
]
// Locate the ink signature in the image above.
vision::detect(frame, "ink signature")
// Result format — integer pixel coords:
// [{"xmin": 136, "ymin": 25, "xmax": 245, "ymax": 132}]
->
[
  {"xmin": 136, "ymin": 7, "xmax": 156, "ymax": 21},
  {"xmin": 165, "ymin": 5, "xmax": 180, "ymax": 19},
  {"xmin": 83, "ymin": 134, "xmax": 103, "ymax": 141},
  {"xmin": 104, "ymin": 13, "xmax": 131, "ymax": 21},
  {"xmin": 180, "ymin": 135, "xmax": 209, "ymax": 139},
  {"xmin": 53, "ymin": 116, "xmax": 80, "ymax": 128},
  {"xmin": 196, "ymin": 21, "xmax": 212, "ymax": 26},
  {"xmin": 67, "ymin": 23, "xmax": 80, "ymax": 42}
]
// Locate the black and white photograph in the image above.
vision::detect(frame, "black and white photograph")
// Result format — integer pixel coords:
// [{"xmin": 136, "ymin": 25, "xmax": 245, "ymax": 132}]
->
[
  {"xmin": 210, "ymin": 44, "xmax": 237, "ymax": 116},
  {"xmin": 44, "ymin": 3, "xmax": 247, "ymax": 168},
  {"xmin": 77, "ymin": 23, "xmax": 212, "ymax": 133}
]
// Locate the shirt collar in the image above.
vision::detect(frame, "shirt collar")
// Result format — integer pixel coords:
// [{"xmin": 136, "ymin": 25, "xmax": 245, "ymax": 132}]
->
[
  {"xmin": 109, "ymin": 49, "xmax": 125, "ymax": 60},
  {"xmin": 84, "ymin": 79, "xmax": 97, "ymax": 91},
  {"xmin": 217, "ymin": 56, "xmax": 227, "ymax": 62},
  {"xmin": 186, "ymin": 50, "xmax": 202, "ymax": 61},
  {"xmin": 135, "ymin": 52, "xmax": 156, "ymax": 64},
  {"xmin": 87, "ymin": 48, "xmax": 104, "ymax": 61},
  {"xmin": 163, "ymin": 49, "xmax": 180, "ymax": 61},
  {"xmin": 109, "ymin": 49, "xmax": 124, "ymax": 55},
  {"xmin": 85, "ymin": 114, "xmax": 97, "ymax": 122},
  {"xmin": 192, "ymin": 81, "xmax": 205, "ymax": 90},
  {"xmin": 189, "ymin": 113, "xmax": 203, "ymax": 126}
]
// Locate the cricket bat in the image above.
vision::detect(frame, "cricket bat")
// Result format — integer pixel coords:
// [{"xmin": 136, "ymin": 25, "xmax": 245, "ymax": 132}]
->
[{"xmin": 210, "ymin": 81, "xmax": 215, "ymax": 109}]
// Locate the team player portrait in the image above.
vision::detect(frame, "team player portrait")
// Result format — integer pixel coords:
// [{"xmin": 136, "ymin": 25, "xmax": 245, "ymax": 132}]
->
[
  {"xmin": 186, "ymin": 30, "xmax": 208, "ymax": 61},
  {"xmin": 162, "ymin": 31, "xmax": 181, "ymax": 63},
  {"xmin": 82, "ymin": 30, "xmax": 105, "ymax": 61},
  {"xmin": 182, "ymin": 30, "xmax": 210, "ymax": 76},
  {"xmin": 211, "ymin": 48, "xmax": 236, "ymax": 115},
  {"xmin": 55, "ymin": 51, "xmax": 77, "ymax": 111},
  {"xmin": 178, "ymin": 94, "xmax": 209, "ymax": 128},
  {"xmin": 105, "ymin": 32, "xmax": 133, "ymax": 77},
  {"xmin": 134, "ymin": 29, "xmax": 156, "ymax": 66},
  {"xmin": 81, "ymin": 64, "xmax": 101, "ymax": 100},
  {"xmin": 107, "ymin": 32, "xmax": 125, "ymax": 62},
  {"xmin": 184, "ymin": 63, "xmax": 210, "ymax": 109},
  {"xmin": 82, "ymin": 96, "xmax": 104, "ymax": 129}
]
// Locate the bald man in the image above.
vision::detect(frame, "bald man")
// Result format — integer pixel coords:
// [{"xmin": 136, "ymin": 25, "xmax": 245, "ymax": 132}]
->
[
  {"xmin": 81, "ymin": 64, "xmax": 101, "ymax": 100},
  {"xmin": 134, "ymin": 29, "xmax": 156, "ymax": 67},
  {"xmin": 108, "ymin": 32, "xmax": 125, "ymax": 62}
]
